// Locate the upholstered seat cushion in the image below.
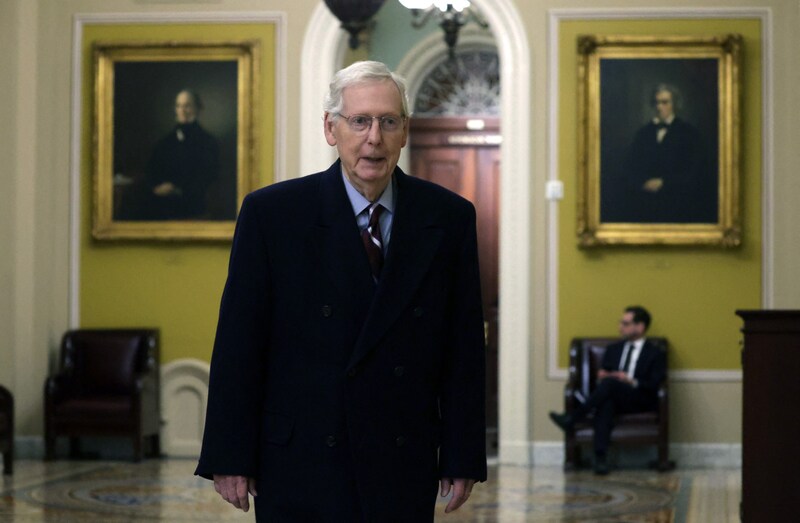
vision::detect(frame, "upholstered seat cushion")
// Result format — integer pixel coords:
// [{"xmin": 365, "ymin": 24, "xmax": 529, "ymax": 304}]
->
[{"xmin": 54, "ymin": 397, "xmax": 133, "ymax": 419}]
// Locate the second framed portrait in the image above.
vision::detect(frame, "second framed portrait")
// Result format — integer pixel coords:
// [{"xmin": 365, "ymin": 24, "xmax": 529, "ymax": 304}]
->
[
  {"xmin": 93, "ymin": 40, "xmax": 260, "ymax": 240},
  {"xmin": 576, "ymin": 34, "xmax": 742, "ymax": 246}
]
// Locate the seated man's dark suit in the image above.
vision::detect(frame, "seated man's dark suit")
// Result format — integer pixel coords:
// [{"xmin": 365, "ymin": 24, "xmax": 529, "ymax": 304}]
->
[{"xmin": 580, "ymin": 338, "xmax": 666, "ymax": 456}]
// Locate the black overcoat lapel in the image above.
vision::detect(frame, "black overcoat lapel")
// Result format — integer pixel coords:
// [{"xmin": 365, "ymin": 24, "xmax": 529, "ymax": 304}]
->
[
  {"xmin": 348, "ymin": 169, "xmax": 444, "ymax": 370},
  {"xmin": 312, "ymin": 163, "xmax": 376, "ymax": 327}
]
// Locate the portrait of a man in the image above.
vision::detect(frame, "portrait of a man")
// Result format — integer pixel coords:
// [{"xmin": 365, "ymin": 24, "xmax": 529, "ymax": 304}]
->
[
  {"xmin": 111, "ymin": 60, "xmax": 238, "ymax": 222},
  {"xmin": 599, "ymin": 59, "xmax": 719, "ymax": 224},
  {"xmin": 143, "ymin": 89, "xmax": 220, "ymax": 219}
]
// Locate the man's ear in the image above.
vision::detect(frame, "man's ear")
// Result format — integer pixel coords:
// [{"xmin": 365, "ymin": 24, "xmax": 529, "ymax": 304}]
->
[{"xmin": 323, "ymin": 113, "xmax": 338, "ymax": 146}]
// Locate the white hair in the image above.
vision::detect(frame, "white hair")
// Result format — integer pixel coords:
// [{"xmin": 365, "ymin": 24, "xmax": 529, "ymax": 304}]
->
[{"xmin": 323, "ymin": 61, "xmax": 410, "ymax": 117}]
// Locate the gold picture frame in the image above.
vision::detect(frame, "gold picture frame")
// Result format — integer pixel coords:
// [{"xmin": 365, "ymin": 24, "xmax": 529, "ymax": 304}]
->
[
  {"xmin": 576, "ymin": 35, "xmax": 741, "ymax": 246},
  {"xmin": 93, "ymin": 41, "xmax": 259, "ymax": 240}
]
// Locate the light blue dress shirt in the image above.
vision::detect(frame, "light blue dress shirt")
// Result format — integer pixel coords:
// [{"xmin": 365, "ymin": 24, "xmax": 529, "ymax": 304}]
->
[{"xmin": 341, "ymin": 171, "xmax": 395, "ymax": 255}]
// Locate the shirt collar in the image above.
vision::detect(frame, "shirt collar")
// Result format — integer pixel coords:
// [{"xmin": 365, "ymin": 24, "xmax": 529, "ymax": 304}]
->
[
  {"xmin": 341, "ymin": 167, "xmax": 396, "ymax": 217},
  {"xmin": 652, "ymin": 115, "xmax": 675, "ymax": 126},
  {"xmin": 629, "ymin": 337, "xmax": 646, "ymax": 351}
]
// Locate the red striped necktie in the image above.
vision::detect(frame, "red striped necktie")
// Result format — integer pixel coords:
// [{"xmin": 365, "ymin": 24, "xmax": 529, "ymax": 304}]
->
[{"xmin": 361, "ymin": 203, "xmax": 384, "ymax": 281}]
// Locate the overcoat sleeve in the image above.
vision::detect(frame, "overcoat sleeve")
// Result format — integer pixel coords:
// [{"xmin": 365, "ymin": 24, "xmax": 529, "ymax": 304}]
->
[
  {"xmin": 437, "ymin": 204, "xmax": 488, "ymax": 482},
  {"xmin": 195, "ymin": 194, "xmax": 271, "ymax": 480}
]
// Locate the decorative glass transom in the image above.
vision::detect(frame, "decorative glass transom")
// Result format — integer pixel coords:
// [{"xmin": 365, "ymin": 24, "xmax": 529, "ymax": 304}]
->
[{"xmin": 414, "ymin": 50, "xmax": 500, "ymax": 117}]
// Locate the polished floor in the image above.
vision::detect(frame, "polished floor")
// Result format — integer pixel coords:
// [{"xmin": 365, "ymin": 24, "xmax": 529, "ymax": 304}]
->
[{"xmin": 0, "ymin": 459, "xmax": 740, "ymax": 522}]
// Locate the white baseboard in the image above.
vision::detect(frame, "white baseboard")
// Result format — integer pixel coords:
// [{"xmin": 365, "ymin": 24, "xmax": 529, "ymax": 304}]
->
[
  {"xmin": 14, "ymin": 435, "xmax": 43, "ymax": 459},
  {"xmin": 13, "ymin": 436, "xmax": 154, "ymax": 461},
  {"xmin": 529, "ymin": 441, "xmax": 741, "ymax": 468},
  {"xmin": 498, "ymin": 439, "xmax": 534, "ymax": 465},
  {"xmin": 14, "ymin": 436, "xmax": 740, "ymax": 469}
]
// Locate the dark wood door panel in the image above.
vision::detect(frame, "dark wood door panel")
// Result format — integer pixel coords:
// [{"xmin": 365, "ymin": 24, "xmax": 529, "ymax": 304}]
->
[{"xmin": 409, "ymin": 117, "xmax": 500, "ymax": 452}]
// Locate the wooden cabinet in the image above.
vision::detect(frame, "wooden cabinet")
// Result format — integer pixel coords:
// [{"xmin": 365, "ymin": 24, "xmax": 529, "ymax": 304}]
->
[{"xmin": 737, "ymin": 310, "xmax": 800, "ymax": 522}]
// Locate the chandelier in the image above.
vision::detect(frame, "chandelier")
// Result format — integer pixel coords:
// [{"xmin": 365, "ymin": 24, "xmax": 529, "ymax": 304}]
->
[
  {"xmin": 323, "ymin": 0, "xmax": 386, "ymax": 50},
  {"xmin": 398, "ymin": 1, "xmax": 488, "ymax": 59},
  {"xmin": 322, "ymin": 1, "xmax": 488, "ymax": 57}
]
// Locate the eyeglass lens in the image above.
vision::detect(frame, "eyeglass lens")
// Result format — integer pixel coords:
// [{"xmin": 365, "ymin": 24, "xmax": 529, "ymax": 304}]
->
[{"xmin": 342, "ymin": 114, "xmax": 404, "ymax": 133}]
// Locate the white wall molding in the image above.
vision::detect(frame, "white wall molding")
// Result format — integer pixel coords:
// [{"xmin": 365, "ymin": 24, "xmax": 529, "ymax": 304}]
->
[
  {"xmin": 12, "ymin": 435, "xmax": 741, "ymax": 469},
  {"xmin": 161, "ymin": 358, "xmax": 210, "ymax": 457},
  {"xmin": 472, "ymin": 0, "xmax": 532, "ymax": 470},
  {"xmin": 69, "ymin": 10, "xmax": 287, "ymax": 327},
  {"xmin": 299, "ymin": 4, "xmax": 347, "ymax": 178},
  {"xmin": 533, "ymin": 441, "xmax": 741, "ymax": 469},
  {"xmin": 546, "ymin": 7, "xmax": 773, "ymax": 382}
]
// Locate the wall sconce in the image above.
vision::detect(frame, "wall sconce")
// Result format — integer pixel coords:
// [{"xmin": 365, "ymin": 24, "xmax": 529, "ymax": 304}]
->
[
  {"xmin": 324, "ymin": 0, "xmax": 387, "ymax": 50},
  {"xmin": 398, "ymin": 0, "xmax": 488, "ymax": 59}
]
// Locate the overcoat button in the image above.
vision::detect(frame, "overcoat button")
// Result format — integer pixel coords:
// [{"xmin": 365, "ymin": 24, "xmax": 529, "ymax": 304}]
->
[
  {"xmin": 395, "ymin": 436, "xmax": 406, "ymax": 447},
  {"xmin": 413, "ymin": 306, "xmax": 424, "ymax": 318},
  {"xmin": 321, "ymin": 305, "xmax": 332, "ymax": 317},
  {"xmin": 393, "ymin": 366, "xmax": 405, "ymax": 377},
  {"xmin": 326, "ymin": 435, "xmax": 337, "ymax": 447}
]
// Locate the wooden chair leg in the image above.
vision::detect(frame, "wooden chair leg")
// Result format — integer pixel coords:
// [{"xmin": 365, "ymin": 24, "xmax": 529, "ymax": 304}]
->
[
  {"xmin": 69, "ymin": 437, "xmax": 81, "ymax": 458},
  {"xmin": 2, "ymin": 449, "xmax": 11, "ymax": 475},
  {"xmin": 656, "ymin": 441, "xmax": 675, "ymax": 472},
  {"xmin": 133, "ymin": 436, "xmax": 143, "ymax": 463},
  {"xmin": 44, "ymin": 434, "xmax": 56, "ymax": 461},
  {"xmin": 564, "ymin": 437, "xmax": 579, "ymax": 471},
  {"xmin": 150, "ymin": 434, "xmax": 161, "ymax": 458}
]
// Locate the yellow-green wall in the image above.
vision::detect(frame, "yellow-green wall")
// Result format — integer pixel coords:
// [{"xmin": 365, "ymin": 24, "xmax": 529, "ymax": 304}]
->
[
  {"xmin": 80, "ymin": 23, "xmax": 276, "ymax": 364},
  {"xmin": 558, "ymin": 19, "xmax": 762, "ymax": 370}
]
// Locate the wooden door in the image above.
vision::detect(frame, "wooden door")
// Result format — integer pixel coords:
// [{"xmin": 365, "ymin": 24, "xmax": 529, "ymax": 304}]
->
[{"xmin": 409, "ymin": 117, "xmax": 500, "ymax": 454}]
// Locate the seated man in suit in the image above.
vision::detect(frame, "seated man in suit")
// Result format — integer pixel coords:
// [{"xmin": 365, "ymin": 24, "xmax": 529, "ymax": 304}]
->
[{"xmin": 550, "ymin": 305, "xmax": 666, "ymax": 475}]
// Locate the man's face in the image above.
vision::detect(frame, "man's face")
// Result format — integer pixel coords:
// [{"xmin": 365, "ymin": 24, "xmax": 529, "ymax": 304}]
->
[
  {"xmin": 175, "ymin": 91, "xmax": 198, "ymax": 124},
  {"xmin": 654, "ymin": 90, "xmax": 674, "ymax": 121},
  {"xmin": 618, "ymin": 311, "xmax": 645, "ymax": 340},
  {"xmin": 323, "ymin": 80, "xmax": 408, "ymax": 198}
]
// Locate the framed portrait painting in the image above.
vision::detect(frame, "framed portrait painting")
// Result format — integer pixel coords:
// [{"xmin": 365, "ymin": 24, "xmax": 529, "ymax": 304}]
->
[
  {"xmin": 92, "ymin": 40, "xmax": 259, "ymax": 240},
  {"xmin": 576, "ymin": 35, "xmax": 742, "ymax": 246}
]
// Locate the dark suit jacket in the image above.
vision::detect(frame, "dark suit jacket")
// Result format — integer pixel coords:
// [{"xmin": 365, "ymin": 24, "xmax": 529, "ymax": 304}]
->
[
  {"xmin": 143, "ymin": 121, "xmax": 220, "ymax": 219},
  {"xmin": 196, "ymin": 161, "xmax": 487, "ymax": 521},
  {"xmin": 624, "ymin": 117, "xmax": 717, "ymax": 223},
  {"xmin": 601, "ymin": 339, "xmax": 666, "ymax": 401}
]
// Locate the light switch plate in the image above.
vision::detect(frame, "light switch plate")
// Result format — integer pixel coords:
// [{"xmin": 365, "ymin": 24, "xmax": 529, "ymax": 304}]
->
[{"xmin": 545, "ymin": 180, "xmax": 564, "ymax": 200}]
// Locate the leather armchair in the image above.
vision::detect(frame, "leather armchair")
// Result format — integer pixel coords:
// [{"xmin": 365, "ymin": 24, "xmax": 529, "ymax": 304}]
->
[
  {"xmin": 563, "ymin": 337, "xmax": 674, "ymax": 471},
  {"xmin": 44, "ymin": 329, "xmax": 161, "ymax": 462},
  {"xmin": 0, "ymin": 384, "xmax": 13, "ymax": 474}
]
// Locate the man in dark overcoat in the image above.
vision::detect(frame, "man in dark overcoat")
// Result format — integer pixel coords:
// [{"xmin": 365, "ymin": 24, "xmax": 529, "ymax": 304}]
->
[{"xmin": 195, "ymin": 61, "xmax": 487, "ymax": 521}]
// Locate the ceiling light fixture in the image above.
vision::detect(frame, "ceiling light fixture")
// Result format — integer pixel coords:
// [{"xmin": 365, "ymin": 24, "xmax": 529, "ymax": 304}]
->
[
  {"xmin": 323, "ymin": 0, "xmax": 387, "ymax": 50},
  {"xmin": 398, "ymin": 0, "xmax": 488, "ymax": 59}
]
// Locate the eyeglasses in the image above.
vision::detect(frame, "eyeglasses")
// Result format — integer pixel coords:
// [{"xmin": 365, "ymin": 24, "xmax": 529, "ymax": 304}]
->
[{"xmin": 336, "ymin": 113, "xmax": 406, "ymax": 133}]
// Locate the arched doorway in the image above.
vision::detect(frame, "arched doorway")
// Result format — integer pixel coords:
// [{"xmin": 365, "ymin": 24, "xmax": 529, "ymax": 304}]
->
[
  {"xmin": 405, "ymin": 48, "xmax": 501, "ymax": 454},
  {"xmin": 300, "ymin": 0, "xmax": 533, "ymax": 465}
]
